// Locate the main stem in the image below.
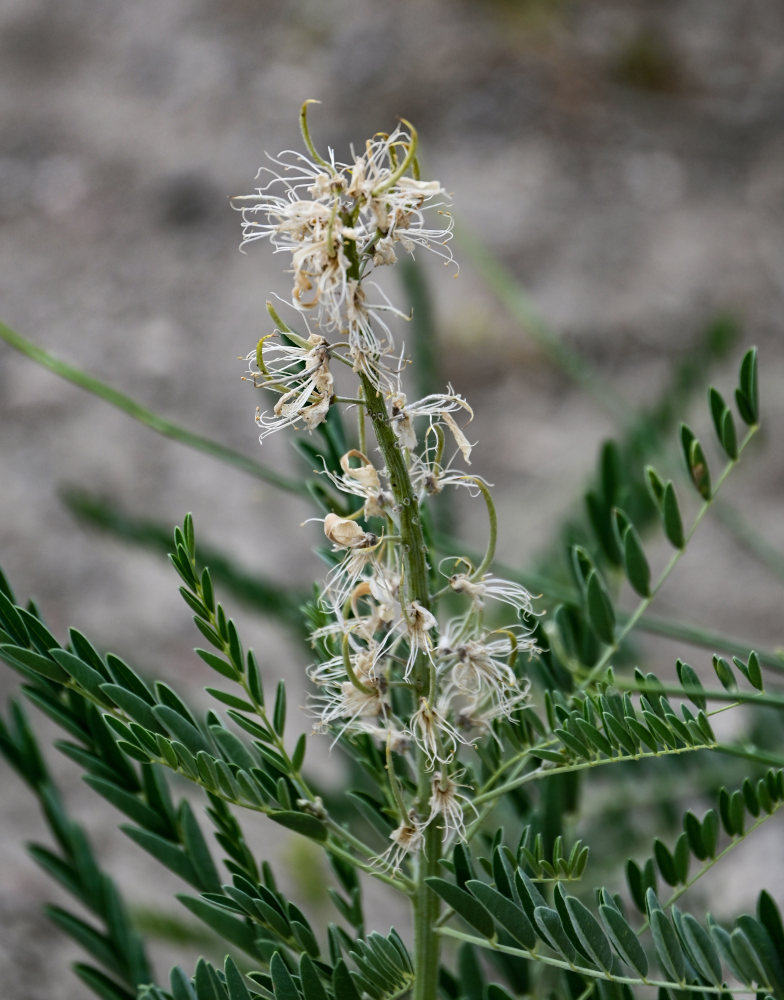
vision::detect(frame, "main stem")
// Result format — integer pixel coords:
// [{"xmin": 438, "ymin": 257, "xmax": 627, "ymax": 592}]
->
[{"xmin": 360, "ymin": 373, "xmax": 442, "ymax": 1000}]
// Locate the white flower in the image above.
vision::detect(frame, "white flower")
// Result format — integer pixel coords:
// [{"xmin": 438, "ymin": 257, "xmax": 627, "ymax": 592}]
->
[
  {"xmin": 319, "ymin": 449, "xmax": 394, "ymax": 520},
  {"xmin": 247, "ymin": 332, "xmax": 334, "ymax": 440},
  {"xmin": 408, "ymin": 449, "xmax": 485, "ymax": 500},
  {"xmin": 388, "ymin": 384, "xmax": 473, "ymax": 462},
  {"xmin": 447, "ymin": 637, "xmax": 518, "ymax": 701},
  {"xmin": 456, "ymin": 680, "xmax": 532, "ymax": 740},
  {"xmin": 378, "ymin": 812, "xmax": 425, "ymax": 873},
  {"xmin": 448, "ymin": 572, "xmax": 536, "ymax": 617},
  {"xmin": 427, "ymin": 770, "xmax": 476, "ymax": 841},
  {"xmin": 310, "ymin": 677, "xmax": 390, "ymax": 746},
  {"xmin": 407, "ymin": 696, "xmax": 474, "ymax": 769},
  {"xmin": 233, "ymin": 114, "xmax": 453, "ymax": 386},
  {"xmin": 402, "ymin": 600, "xmax": 438, "ymax": 678}
]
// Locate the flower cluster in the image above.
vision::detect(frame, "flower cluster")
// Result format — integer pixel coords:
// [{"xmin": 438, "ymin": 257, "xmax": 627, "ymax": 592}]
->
[
  {"xmin": 236, "ymin": 103, "xmax": 537, "ymax": 871},
  {"xmin": 234, "ymin": 103, "xmax": 453, "ymax": 392}
]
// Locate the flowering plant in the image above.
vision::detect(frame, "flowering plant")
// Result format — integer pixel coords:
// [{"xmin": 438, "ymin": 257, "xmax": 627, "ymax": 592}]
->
[{"xmin": 1, "ymin": 103, "xmax": 782, "ymax": 1000}]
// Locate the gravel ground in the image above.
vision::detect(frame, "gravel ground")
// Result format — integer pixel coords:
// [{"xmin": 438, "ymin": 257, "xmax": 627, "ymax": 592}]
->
[{"xmin": 2, "ymin": 1, "xmax": 784, "ymax": 995}]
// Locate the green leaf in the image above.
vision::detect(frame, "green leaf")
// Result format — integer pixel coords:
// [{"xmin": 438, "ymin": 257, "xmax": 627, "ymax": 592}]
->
[
  {"xmin": 746, "ymin": 650, "xmax": 763, "ymax": 690},
  {"xmin": 50, "ymin": 649, "xmax": 113, "ymax": 704},
  {"xmin": 626, "ymin": 859, "xmax": 654, "ymax": 914},
  {"xmin": 121, "ymin": 826, "xmax": 201, "ymax": 889},
  {"xmin": 426, "ymin": 877, "xmax": 494, "ymax": 938},
  {"xmin": 554, "ymin": 726, "xmax": 591, "ymax": 760},
  {"xmin": 104, "ymin": 653, "xmax": 154, "ymax": 704},
  {"xmin": 653, "ymin": 839, "xmax": 678, "ymax": 887},
  {"xmin": 730, "ymin": 927, "xmax": 770, "ymax": 987},
  {"xmin": 170, "ymin": 966, "xmax": 198, "ymax": 1000},
  {"xmin": 28, "ymin": 845, "xmax": 85, "ymax": 905},
  {"xmin": 645, "ymin": 465, "xmax": 665, "ymax": 504},
  {"xmin": 574, "ymin": 717, "xmax": 613, "ymax": 757},
  {"xmin": 179, "ymin": 587, "xmax": 208, "ymax": 618},
  {"xmin": 193, "ymin": 959, "xmax": 225, "ymax": 1000},
  {"xmin": 270, "ymin": 952, "xmax": 300, "ymax": 1000},
  {"xmin": 272, "ymin": 681, "xmax": 287, "ymax": 736},
  {"xmin": 712, "ymin": 655, "xmax": 735, "ymax": 691},
  {"xmin": 291, "ymin": 920, "xmax": 320, "ymax": 959},
  {"xmin": 228, "ymin": 711, "xmax": 272, "ymax": 742},
  {"xmin": 199, "ymin": 567, "xmax": 215, "ymax": 615},
  {"xmin": 153, "ymin": 706, "xmax": 210, "ymax": 755},
  {"xmin": 291, "ymin": 734, "xmax": 306, "ymax": 772},
  {"xmin": 82, "ymin": 776, "xmax": 164, "ymax": 833},
  {"xmin": 0, "ymin": 592, "xmax": 29, "ymax": 644},
  {"xmin": 585, "ymin": 571, "xmax": 615, "ymax": 645},
  {"xmin": 486, "ymin": 987, "xmax": 516, "ymax": 1000},
  {"xmin": 0, "ymin": 643, "xmax": 68, "ymax": 682},
  {"xmin": 246, "ymin": 651, "xmax": 264, "ymax": 706},
  {"xmin": 675, "ymin": 660, "xmax": 706, "ymax": 710},
  {"xmin": 332, "ymin": 960, "xmax": 361, "ymax": 1000},
  {"xmin": 210, "ymin": 726, "xmax": 256, "ymax": 771},
  {"xmin": 736, "ymin": 346, "xmax": 759, "ymax": 426},
  {"xmin": 570, "ymin": 546, "xmax": 594, "ymax": 592},
  {"xmin": 709, "ymin": 386, "xmax": 738, "ymax": 459},
  {"xmin": 605, "ymin": 713, "xmax": 640, "ymax": 755},
  {"xmin": 533, "ymin": 906, "xmax": 577, "ymax": 963},
  {"xmin": 227, "ymin": 620, "xmax": 243, "ymax": 674},
  {"xmin": 45, "ymin": 906, "xmax": 122, "ymax": 977},
  {"xmin": 662, "ymin": 482, "xmax": 685, "ymax": 549},
  {"xmin": 457, "ymin": 941, "xmax": 485, "ymax": 998},
  {"xmin": 621, "ymin": 524, "xmax": 651, "ymax": 597},
  {"xmin": 700, "ymin": 809, "xmax": 719, "ymax": 858},
  {"xmin": 647, "ymin": 891, "xmax": 685, "ymax": 983},
  {"xmin": 205, "ymin": 688, "xmax": 257, "ymax": 713},
  {"xmin": 180, "ymin": 801, "xmax": 221, "ymax": 893},
  {"xmin": 758, "ymin": 891, "xmax": 784, "ymax": 968},
  {"xmin": 298, "ymin": 954, "xmax": 328, "ymax": 1000},
  {"xmin": 196, "ymin": 649, "xmax": 239, "ymax": 681},
  {"xmin": 193, "ymin": 616, "xmax": 224, "ymax": 650},
  {"xmin": 736, "ymin": 914, "xmax": 784, "ymax": 992},
  {"xmin": 177, "ymin": 895, "xmax": 259, "ymax": 958},
  {"xmin": 73, "ymin": 964, "xmax": 136, "ymax": 1000},
  {"xmin": 116, "ymin": 740, "xmax": 152, "ymax": 764},
  {"xmin": 182, "ymin": 514, "xmax": 196, "ymax": 557},
  {"xmin": 564, "ymin": 895, "xmax": 613, "ymax": 970},
  {"xmin": 677, "ymin": 912, "xmax": 722, "ymax": 985},
  {"xmin": 688, "ymin": 437, "xmax": 711, "ymax": 499},
  {"xmin": 465, "ymin": 880, "xmax": 536, "ymax": 949},
  {"xmin": 492, "ymin": 844, "xmax": 517, "ymax": 900},
  {"xmin": 599, "ymin": 905, "xmax": 648, "ymax": 977},
  {"xmin": 672, "ymin": 832, "xmax": 690, "ymax": 884},
  {"xmin": 268, "ymin": 810, "xmax": 327, "ymax": 842},
  {"xmin": 101, "ymin": 685, "xmax": 166, "ymax": 734},
  {"xmin": 680, "ymin": 423, "xmax": 697, "ymax": 481}
]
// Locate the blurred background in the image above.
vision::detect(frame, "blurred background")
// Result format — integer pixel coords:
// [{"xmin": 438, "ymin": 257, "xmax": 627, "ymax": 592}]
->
[{"xmin": 2, "ymin": 0, "xmax": 784, "ymax": 995}]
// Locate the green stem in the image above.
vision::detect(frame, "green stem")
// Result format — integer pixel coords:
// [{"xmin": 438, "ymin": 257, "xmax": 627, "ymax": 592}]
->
[
  {"xmin": 472, "ymin": 739, "xmax": 716, "ymax": 809},
  {"xmin": 437, "ymin": 927, "xmax": 768, "ymax": 995},
  {"xmin": 638, "ymin": 802, "xmax": 784, "ymax": 934},
  {"xmin": 360, "ymin": 376, "xmax": 431, "ymax": 618},
  {"xmin": 579, "ymin": 427, "xmax": 757, "ymax": 689},
  {"xmin": 412, "ymin": 821, "xmax": 442, "ymax": 1000},
  {"xmin": 467, "ymin": 477, "xmax": 497, "ymax": 579},
  {"xmin": 359, "ymin": 372, "xmax": 441, "ymax": 997},
  {"xmin": 0, "ymin": 320, "xmax": 304, "ymax": 496}
]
